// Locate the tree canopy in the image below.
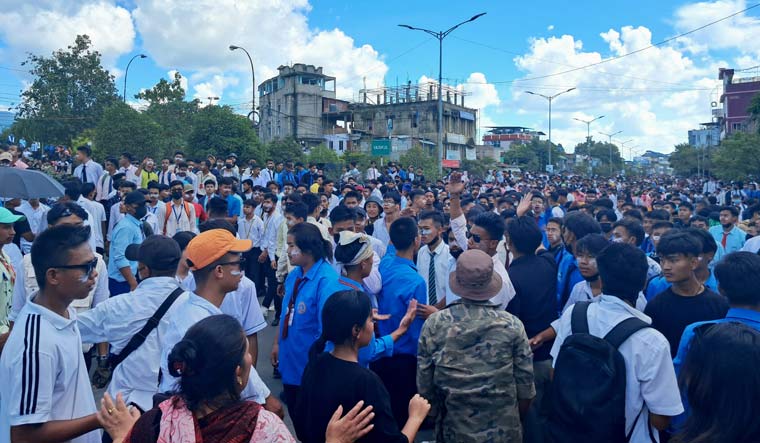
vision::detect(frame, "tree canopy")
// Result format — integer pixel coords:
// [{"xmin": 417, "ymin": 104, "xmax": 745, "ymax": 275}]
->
[{"xmin": 16, "ymin": 35, "xmax": 119, "ymax": 145}]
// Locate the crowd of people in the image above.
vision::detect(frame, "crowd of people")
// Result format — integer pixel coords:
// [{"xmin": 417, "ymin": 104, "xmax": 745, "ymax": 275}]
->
[{"xmin": 1, "ymin": 142, "xmax": 760, "ymax": 443}]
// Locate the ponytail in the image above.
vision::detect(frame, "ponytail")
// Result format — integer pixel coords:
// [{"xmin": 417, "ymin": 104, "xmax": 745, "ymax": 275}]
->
[{"xmin": 308, "ymin": 334, "xmax": 329, "ymax": 363}]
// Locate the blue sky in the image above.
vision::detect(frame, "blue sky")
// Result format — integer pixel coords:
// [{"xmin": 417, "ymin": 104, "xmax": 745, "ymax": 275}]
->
[{"xmin": 1, "ymin": 0, "xmax": 758, "ymax": 155}]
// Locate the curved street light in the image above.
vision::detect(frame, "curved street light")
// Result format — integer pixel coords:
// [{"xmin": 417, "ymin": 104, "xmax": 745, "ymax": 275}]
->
[
  {"xmin": 229, "ymin": 45, "xmax": 256, "ymax": 130},
  {"xmin": 123, "ymin": 54, "xmax": 147, "ymax": 103},
  {"xmin": 525, "ymin": 87, "xmax": 576, "ymax": 168}
]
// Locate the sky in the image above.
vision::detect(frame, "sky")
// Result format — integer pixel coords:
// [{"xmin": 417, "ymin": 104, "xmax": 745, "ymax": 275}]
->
[{"xmin": 1, "ymin": 0, "xmax": 759, "ymax": 157}]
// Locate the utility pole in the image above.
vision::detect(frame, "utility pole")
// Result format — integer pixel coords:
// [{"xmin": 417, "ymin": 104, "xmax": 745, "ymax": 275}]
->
[
  {"xmin": 206, "ymin": 96, "xmax": 220, "ymax": 106},
  {"xmin": 573, "ymin": 115, "xmax": 604, "ymax": 172},
  {"xmin": 399, "ymin": 12, "xmax": 487, "ymax": 176},
  {"xmin": 525, "ymin": 87, "xmax": 575, "ymax": 170},
  {"xmin": 599, "ymin": 130, "xmax": 623, "ymax": 176}
]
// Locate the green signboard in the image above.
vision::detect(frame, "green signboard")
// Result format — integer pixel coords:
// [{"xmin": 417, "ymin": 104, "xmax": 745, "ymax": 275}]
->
[{"xmin": 371, "ymin": 139, "xmax": 391, "ymax": 156}]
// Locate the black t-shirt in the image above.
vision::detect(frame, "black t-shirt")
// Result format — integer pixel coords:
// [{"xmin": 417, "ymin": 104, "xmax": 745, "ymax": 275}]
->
[
  {"xmin": 644, "ymin": 286, "xmax": 729, "ymax": 357},
  {"xmin": 294, "ymin": 353, "xmax": 407, "ymax": 443},
  {"xmin": 10, "ymin": 208, "xmax": 31, "ymax": 248},
  {"xmin": 506, "ymin": 252, "xmax": 558, "ymax": 361}
]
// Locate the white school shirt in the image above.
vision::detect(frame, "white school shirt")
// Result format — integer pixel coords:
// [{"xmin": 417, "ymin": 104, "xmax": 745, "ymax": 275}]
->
[
  {"xmin": 416, "ymin": 240, "xmax": 451, "ymax": 305},
  {"xmin": 73, "ymin": 159, "xmax": 104, "ymax": 185},
  {"xmin": 108, "ymin": 202, "xmax": 125, "ymax": 241},
  {"xmin": 119, "ymin": 164, "xmax": 140, "ymax": 186},
  {"xmin": 16, "ymin": 201, "xmax": 49, "ymax": 254},
  {"xmin": 96, "ymin": 173, "xmax": 117, "ymax": 201},
  {"xmin": 78, "ymin": 196, "xmax": 107, "ymax": 249},
  {"xmin": 77, "ymin": 277, "xmax": 184, "ymax": 411},
  {"xmin": 238, "ymin": 215, "xmax": 264, "ymax": 248},
  {"xmin": 550, "ymin": 295, "xmax": 684, "ymax": 442},
  {"xmin": 445, "ymin": 254, "xmax": 515, "ymax": 309},
  {"xmin": 372, "ymin": 217, "xmax": 390, "ymax": 246},
  {"xmin": 156, "ymin": 201, "xmax": 198, "ymax": 236},
  {"xmin": 562, "ymin": 281, "xmax": 647, "ymax": 315},
  {"xmin": 0, "ymin": 300, "xmax": 102, "ymax": 443},
  {"xmin": 157, "ymin": 293, "xmax": 270, "ymax": 402},
  {"xmin": 179, "ymin": 274, "xmax": 267, "ymax": 337},
  {"xmin": 261, "ymin": 211, "xmax": 283, "ymax": 261}
]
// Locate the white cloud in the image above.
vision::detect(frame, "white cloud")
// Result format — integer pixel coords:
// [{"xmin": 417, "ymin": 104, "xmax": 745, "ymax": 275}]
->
[
  {"xmin": 547, "ymin": 25, "xmax": 555, "ymax": 31},
  {"xmin": 509, "ymin": 27, "xmax": 716, "ymax": 154},
  {"xmin": 0, "ymin": 1, "xmax": 135, "ymax": 68},
  {"xmin": 132, "ymin": 0, "xmax": 387, "ymax": 102},
  {"xmin": 674, "ymin": 0, "xmax": 760, "ymax": 57},
  {"xmin": 167, "ymin": 70, "xmax": 189, "ymax": 93},
  {"xmin": 193, "ymin": 75, "xmax": 239, "ymax": 105}
]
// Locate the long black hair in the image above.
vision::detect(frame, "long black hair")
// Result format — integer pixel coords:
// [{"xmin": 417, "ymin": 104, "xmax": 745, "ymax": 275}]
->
[
  {"xmin": 673, "ymin": 322, "xmax": 760, "ymax": 443},
  {"xmin": 167, "ymin": 314, "xmax": 247, "ymax": 411},
  {"xmin": 308, "ymin": 290, "xmax": 372, "ymax": 362},
  {"xmin": 288, "ymin": 222, "xmax": 333, "ymax": 263}
]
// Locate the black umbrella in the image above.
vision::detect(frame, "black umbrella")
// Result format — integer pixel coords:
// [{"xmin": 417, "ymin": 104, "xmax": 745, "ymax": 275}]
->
[{"xmin": 0, "ymin": 166, "xmax": 65, "ymax": 199}]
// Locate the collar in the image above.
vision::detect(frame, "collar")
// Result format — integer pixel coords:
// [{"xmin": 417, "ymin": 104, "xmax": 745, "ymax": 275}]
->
[
  {"xmin": 27, "ymin": 294, "xmax": 76, "ymax": 330},
  {"xmin": 393, "ymin": 256, "xmax": 417, "ymax": 270},
  {"xmin": 125, "ymin": 214, "xmax": 142, "ymax": 226},
  {"xmin": 725, "ymin": 307, "xmax": 760, "ymax": 323},
  {"xmin": 427, "ymin": 239, "xmax": 446, "ymax": 255},
  {"xmin": 136, "ymin": 276, "xmax": 180, "ymax": 290},
  {"xmin": 598, "ymin": 294, "xmax": 653, "ymax": 323},
  {"xmin": 299, "ymin": 258, "xmax": 328, "ymax": 281},
  {"xmin": 188, "ymin": 292, "xmax": 222, "ymax": 314}
]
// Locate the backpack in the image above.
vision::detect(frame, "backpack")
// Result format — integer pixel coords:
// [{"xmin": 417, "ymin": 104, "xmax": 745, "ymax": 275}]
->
[
  {"xmin": 163, "ymin": 201, "xmax": 192, "ymax": 235},
  {"xmin": 548, "ymin": 301, "xmax": 652, "ymax": 443}
]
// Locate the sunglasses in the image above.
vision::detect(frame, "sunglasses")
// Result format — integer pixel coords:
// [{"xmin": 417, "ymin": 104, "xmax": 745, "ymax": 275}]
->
[
  {"xmin": 53, "ymin": 258, "xmax": 98, "ymax": 276},
  {"xmin": 217, "ymin": 258, "xmax": 246, "ymax": 268},
  {"xmin": 466, "ymin": 232, "xmax": 483, "ymax": 243}
]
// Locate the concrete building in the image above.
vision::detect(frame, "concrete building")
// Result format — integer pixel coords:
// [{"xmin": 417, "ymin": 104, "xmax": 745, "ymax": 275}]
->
[
  {"xmin": 258, "ymin": 64, "xmax": 351, "ymax": 148},
  {"xmin": 718, "ymin": 68, "xmax": 760, "ymax": 139},
  {"xmin": 350, "ymin": 82, "xmax": 478, "ymax": 165},
  {"xmin": 688, "ymin": 122, "xmax": 721, "ymax": 148}
]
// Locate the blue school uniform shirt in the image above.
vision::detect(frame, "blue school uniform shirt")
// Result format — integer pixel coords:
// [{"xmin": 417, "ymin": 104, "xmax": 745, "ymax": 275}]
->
[
  {"xmin": 556, "ymin": 249, "xmax": 582, "ymax": 313},
  {"xmin": 107, "ymin": 214, "xmax": 144, "ymax": 281},
  {"xmin": 277, "ymin": 259, "xmax": 343, "ymax": 386},
  {"xmin": 377, "ymin": 256, "xmax": 427, "ymax": 356}
]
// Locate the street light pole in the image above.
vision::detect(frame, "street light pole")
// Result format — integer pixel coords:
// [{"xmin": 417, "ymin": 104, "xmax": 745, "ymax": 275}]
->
[
  {"xmin": 229, "ymin": 45, "xmax": 256, "ymax": 130},
  {"xmin": 525, "ymin": 87, "xmax": 575, "ymax": 170},
  {"xmin": 399, "ymin": 12, "xmax": 487, "ymax": 176},
  {"xmin": 123, "ymin": 54, "xmax": 147, "ymax": 103},
  {"xmin": 207, "ymin": 96, "xmax": 220, "ymax": 106},
  {"xmin": 599, "ymin": 130, "xmax": 623, "ymax": 176}
]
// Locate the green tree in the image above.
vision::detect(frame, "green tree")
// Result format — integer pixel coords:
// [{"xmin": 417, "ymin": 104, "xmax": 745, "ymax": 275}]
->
[
  {"xmin": 187, "ymin": 105, "xmax": 265, "ymax": 161},
  {"xmin": 504, "ymin": 143, "xmax": 539, "ymax": 171},
  {"xmin": 749, "ymin": 92, "xmax": 760, "ymax": 132},
  {"xmin": 265, "ymin": 137, "xmax": 305, "ymax": 163},
  {"xmin": 399, "ymin": 146, "xmax": 439, "ymax": 180},
  {"xmin": 341, "ymin": 151, "xmax": 373, "ymax": 170},
  {"xmin": 461, "ymin": 158, "xmax": 497, "ymax": 180},
  {"xmin": 93, "ymin": 102, "xmax": 163, "ymax": 160},
  {"xmin": 668, "ymin": 143, "xmax": 712, "ymax": 176},
  {"xmin": 712, "ymin": 132, "xmax": 760, "ymax": 180},
  {"xmin": 16, "ymin": 35, "xmax": 119, "ymax": 145},
  {"xmin": 573, "ymin": 139, "xmax": 623, "ymax": 174},
  {"xmin": 137, "ymin": 73, "xmax": 200, "ymax": 156},
  {"xmin": 307, "ymin": 144, "xmax": 340, "ymax": 165},
  {"xmin": 531, "ymin": 139, "xmax": 566, "ymax": 171}
]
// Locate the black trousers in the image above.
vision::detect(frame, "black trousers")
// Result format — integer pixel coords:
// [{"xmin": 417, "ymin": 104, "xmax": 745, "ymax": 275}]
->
[
  {"xmin": 370, "ymin": 354, "xmax": 418, "ymax": 427},
  {"xmin": 260, "ymin": 255, "xmax": 281, "ymax": 316},
  {"xmin": 244, "ymin": 248, "xmax": 261, "ymax": 287},
  {"xmin": 283, "ymin": 383, "xmax": 301, "ymax": 421}
]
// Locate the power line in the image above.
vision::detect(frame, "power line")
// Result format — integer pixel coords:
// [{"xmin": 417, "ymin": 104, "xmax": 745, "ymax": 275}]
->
[{"xmin": 513, "ymin": 2, "xmax": 760, "ymax": 83}]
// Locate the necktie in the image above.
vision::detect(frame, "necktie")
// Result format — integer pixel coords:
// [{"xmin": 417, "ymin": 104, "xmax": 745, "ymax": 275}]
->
[
  {"xmin": 282, "ymin": 277, "xmax": 305, "ymax": 339},
  {"xmin": 721, "ymin": 232, "xmax": 729, "ymax": 249},
  {"xmin": 81, "ymin": 163, "xmax": 87, "ymax": 183},
  {"xmin": 428, "ymin": 251, "xmax": 437, "ymax": 305}
]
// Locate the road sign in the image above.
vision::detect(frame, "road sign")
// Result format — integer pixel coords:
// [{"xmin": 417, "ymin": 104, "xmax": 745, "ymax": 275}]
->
[{"xmin": 372, "ymin": 139, "xmax": 391, "ymax": 156}]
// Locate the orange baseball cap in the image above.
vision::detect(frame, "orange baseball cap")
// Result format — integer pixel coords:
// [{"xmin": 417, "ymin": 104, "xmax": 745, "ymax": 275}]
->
[{"xmin": 185, "ymin": 229, "xmax": 252, "ymax": 270}]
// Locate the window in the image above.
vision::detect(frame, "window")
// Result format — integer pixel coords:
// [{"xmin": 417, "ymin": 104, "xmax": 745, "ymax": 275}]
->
[
  {"xmin": 329, "ymin": 141, "xmax": 334, "ymax": 149},
  {"xmin": 339, "ymin": 140, "xmax": 344, "ymax": 150}
]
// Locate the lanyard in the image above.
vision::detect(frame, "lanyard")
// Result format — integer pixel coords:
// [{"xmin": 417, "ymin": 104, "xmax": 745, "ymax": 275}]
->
[
  {"xmin": 172, "ymin": 203, "xmax": 184, "ymax": 224},
  {"xmin": 243, "ymin": 218, "xmax": 254, "ymax": 240},
  {"xmin": 282, "ymin": 276, "xmax": 307, "ymax": 339}
]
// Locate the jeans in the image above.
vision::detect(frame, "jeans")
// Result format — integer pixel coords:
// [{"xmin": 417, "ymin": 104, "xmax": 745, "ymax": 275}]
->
[
  {"xmin": 108, "ymin": 278, "xmax": 131, "ymax": 297},
  {"xmin": 523, "ymin": 359, "xmax": 554, "ymax": 443}
]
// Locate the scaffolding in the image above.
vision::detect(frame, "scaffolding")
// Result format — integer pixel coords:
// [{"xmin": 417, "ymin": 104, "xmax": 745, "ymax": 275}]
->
[{"xmin": 359, "ymin": 82, "xmax": 471, "ymax": 107}]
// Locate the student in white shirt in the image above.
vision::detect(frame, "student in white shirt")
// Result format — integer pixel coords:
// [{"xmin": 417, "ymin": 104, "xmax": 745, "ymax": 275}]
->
[
  {"xmin": 73, "ymin": 146, "xmax": 104, "ymax": 186},
  {"xmin": 107, "ymin": 181, "xmax": 137, "ymax": 242},
  {"xmin": 117, "ymin": 152, "xmax": 140, "ymax": 186},
  {"xmin": 415, "ymin": 210, "xmax": 450, "ymax": 315},
  {"xmin": 549, "ymin": 243, "xmax": 683, "ymax": 442},
  {"xmin": 77, "ymin": 235, "xmax": 185, "ymax": 412},
  {"xmin": 158, "ymin": 228, "xmax": 282, "ymax": 416},
  {"xmin": 79, "ymin": 183, "xmax": 108, "ymax": 253},
  {"xmin": 0, "ymin": 225, "xmax": 102, "ymax": 443},
  {"xmin": 96, "ymin": 157, "xmax": 119, "ymax": 202},
  {"xmin": 16, "ymin": 198, "xmax": 49, "ymax": 254},
  {"xmin": 156, "ymin": 180, "xmax": 198, "ymax": 236}
]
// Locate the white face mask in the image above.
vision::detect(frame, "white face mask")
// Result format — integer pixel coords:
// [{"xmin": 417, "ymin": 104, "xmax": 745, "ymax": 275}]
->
[{"xmin": 611, "ymin": 237, "xmax": 625, "ymax": 243}]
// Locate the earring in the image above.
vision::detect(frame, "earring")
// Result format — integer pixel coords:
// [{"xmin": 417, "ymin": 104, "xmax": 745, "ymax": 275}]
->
[{"xmin": 237, "ymin": 376, "xmax": 243, "ymax": 386}]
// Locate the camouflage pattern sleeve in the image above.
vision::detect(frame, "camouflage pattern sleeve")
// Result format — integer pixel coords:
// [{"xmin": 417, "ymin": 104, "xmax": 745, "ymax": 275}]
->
[
  {"xmin": 416, "ymin": 313, "xmax": 437, "ymax": 409},
  {"xmin": 512, "ymin": 318, "xmax": 537, "ymax": 401}
]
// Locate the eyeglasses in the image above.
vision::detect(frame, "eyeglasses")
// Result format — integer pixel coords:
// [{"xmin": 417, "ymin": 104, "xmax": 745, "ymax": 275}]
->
[
  {"xmin": 217, "ymin": 258, "xmax": 246, "ymax": 268},
  {"xmin": 53, "ymin": 258, "xmax": 98, "ymax": 276}
]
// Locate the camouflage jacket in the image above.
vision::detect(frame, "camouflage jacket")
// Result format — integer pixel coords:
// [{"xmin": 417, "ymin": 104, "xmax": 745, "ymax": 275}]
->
[{"xmin": 417, "ymin": 299, "xmax": 536, "ymax": 443}]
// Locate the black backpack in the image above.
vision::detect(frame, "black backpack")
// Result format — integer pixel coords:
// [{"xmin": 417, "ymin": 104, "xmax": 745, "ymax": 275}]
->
[{"xmin": 548, "ymin": 301, "xmax": 652, "ymax": 443}]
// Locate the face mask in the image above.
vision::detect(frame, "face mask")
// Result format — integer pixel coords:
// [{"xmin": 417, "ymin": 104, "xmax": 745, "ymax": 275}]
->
[
  {"xmin": 611, "ymin": 236, "xmax": 625, "ymax": 243},
  {"xmin": 600, "ymin": 222, "xmax": 613, "ymax": 233},
  {"xmin": 171, "ymin": 191, "xmax": 183, "ymax": 200},
  {"xmin": 226, "ymin": 163, "xmax": 233, "ymax": 169},
  {"xmin": 134, "ymin": 205, "xmax": 148, "ymax": 220},
  {"xmin": 652, "ymin": 235, "xmax": 661, "ymax": 242}
]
